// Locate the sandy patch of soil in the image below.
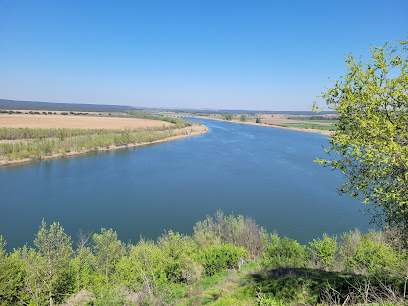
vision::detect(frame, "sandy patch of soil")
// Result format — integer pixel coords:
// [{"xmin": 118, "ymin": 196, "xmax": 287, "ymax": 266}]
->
[{"xmin": 0, "ymin": 114, "xmax": 172, "ymax": 130}]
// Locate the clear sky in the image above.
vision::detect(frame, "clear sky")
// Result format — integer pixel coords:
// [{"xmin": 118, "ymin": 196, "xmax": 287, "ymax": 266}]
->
[{"xmin": 0, "ymin": 0, "xmax": 407, "ymax": 111}]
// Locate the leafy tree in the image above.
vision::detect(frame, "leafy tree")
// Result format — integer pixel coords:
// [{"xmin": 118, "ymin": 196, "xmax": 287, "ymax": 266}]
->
[
  {"xmin": 240, "ymin": 114, "xmax": 247, "ymax": 122},
  {"xmin": 21, "ymin": 220, "xmax": 74, "ymax": 305},
  {"xmin": 316, "ymin": 38, "xmax": 408, "ymax": 232},
  {"xmin": 224, "ymin": 113, "xmax": 233, "ymax": 120},
  {"xmin": 72, "ymin": 231, "xmax": 93, "ymax": 292},
  {"xmin": 93, "ymin": 228, "xmax": 125, "ymax": 284},
  {"xmin": 309, "ymin": 234, "xmax": 338, "ymax": 268},
  {"xmin": 0, "ymin": 241, "xmax": 28, "ymax": 306},
  {"xmin": 256, "ymin": 117, "xmax": 261, "ymax": 123}
]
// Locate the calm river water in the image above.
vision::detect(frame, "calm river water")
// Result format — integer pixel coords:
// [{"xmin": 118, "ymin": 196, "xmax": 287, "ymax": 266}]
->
[{"xmin": 0, "ymin": 118, "xmax": 372, "ymax": 250}]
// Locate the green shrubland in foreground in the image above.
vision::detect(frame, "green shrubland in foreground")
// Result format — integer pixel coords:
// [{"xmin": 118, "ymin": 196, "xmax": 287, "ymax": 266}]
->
[{"xmin": 1, "ymin": 211, "xmax": 407, "ymax": 305}]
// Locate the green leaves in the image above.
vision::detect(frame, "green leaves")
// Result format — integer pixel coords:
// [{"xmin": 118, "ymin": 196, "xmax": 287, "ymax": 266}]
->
[
  {"xmin": 196, "ymin": 243, "xmax": 246, "ymax": 276},
  {"xmin": 317, "ymin": 37, "xmax": 408, "ymax": 232},
  {"xmin": 93, "ymin": 228, "xmax": 125, "ymax": 284}
]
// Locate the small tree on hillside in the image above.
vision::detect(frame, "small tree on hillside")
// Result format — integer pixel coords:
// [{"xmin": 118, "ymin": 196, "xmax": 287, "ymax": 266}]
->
[
  {"xmin": 22, "ymin": 220, "xmax": 73, "ymax": 305},
  {"xmin": 93, "ymin": 228, "xmax": 125, "ymax": 284}
]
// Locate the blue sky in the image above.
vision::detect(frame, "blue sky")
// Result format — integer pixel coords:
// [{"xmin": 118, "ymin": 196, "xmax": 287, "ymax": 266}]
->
[{"xmin": 0, "ymin": 1, "xmax": 407, "ymax": 110}]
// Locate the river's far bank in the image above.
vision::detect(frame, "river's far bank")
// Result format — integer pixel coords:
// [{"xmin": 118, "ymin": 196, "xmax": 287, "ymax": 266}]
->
[
  {"xmin": 0, "ymin": 124, "xmax": 208, "ymax": 167},
  {"xmin": 181, "ymin": 115, "xmax": 333, "ymax": 136}
]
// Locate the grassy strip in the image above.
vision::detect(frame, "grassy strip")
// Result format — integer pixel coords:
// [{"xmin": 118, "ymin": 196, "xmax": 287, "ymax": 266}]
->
[
  {"xmin": 280, "ymin": 122, "xmax": 336, "ymax": 131},
  {"xmin": 292, "ymin": 119, "xmax": 339, "ymax": 124},
  {"xmin": 127, "ymin": 110, "xmax": 193, "ymax": 128},
  {"xmin": 0, "ymin": 126, "xmax": 167, "ymax": 140},
  {"xmin": 0, "ymin": 127, "xmax": 184, "ymax": 162}
]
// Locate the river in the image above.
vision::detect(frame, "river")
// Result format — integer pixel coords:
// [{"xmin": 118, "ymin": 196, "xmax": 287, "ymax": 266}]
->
[{"xmin": 0, "ymin": 118, "xmax": 371, "ymax": 250}]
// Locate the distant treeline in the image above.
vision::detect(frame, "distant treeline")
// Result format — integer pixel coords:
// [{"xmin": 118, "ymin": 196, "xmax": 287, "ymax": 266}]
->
[
  {"xmin": 0, "ymin": 110, "xmax": 91, "ymax": 116},
  {"xmin": 0, "ymin": 211, "xmax": 407, "ymax": 305},
  {"xmin": 128, "ymin": 111, "xmax": 192, "ymax": 128},
  {"xmin": 0, "ymin": 127, "xmax": 186, "ymax": 163},
  {"xmin": 0, "ymin": 99, "xmax": 140, "ymax": 112}
]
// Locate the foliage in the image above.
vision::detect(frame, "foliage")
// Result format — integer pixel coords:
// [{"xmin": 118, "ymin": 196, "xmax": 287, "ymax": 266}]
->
[
  {"xmin": 127, "ymin": 111, "xmax": 192, "ymax": 128},
  {"xmin": 316, "ymin": 38, "xmax": 408, "ymax": 232},
  {"xmin": 196, "ymin": 243, "xmax": 246, "ymax": 276},
  {"xmin": 0, "ymin": 239, "xmax": 28, "ymax": 305},
  {"xmin": 240, "ymin": 114, "xmax": 247, "ymax": 122},
  {"xmin": 193, "ymin": 210, "xmax": 267, "ymax": 260},
  {"xmin": 256, "ymin": 117, "xmax": 261, "ymax": 123},
  {"xmin": 2, "ymin": 215, "xmax": 408, "ymax": 304},
  {"xmin": 342, "ymin": 230, "xmax": 404, "ymax": 274},
  {"xmin": 20, "ymin": 221, "xmax": 74, "ymax": 305},
  {"xmin": 93, "ymin": 228, "xmax": 125, "ymax": 284},
  {"xmin": 309, "ymin": 233, "xmax": 338, "ymax": 268},
  {"xmin": 224, "ymin": 113, "xmax": 234, "ymax": 120},
  {"xmin": 0, "ymin": 126, "xmax": 190, "ymax": 164},
  {"xmin": 262, "ymin": 234, "xmax": 308, "ymax": 268}
]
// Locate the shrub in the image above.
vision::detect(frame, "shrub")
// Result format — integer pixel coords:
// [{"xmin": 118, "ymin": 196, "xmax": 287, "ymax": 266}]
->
[
  {"xmin": 157, "ymin": 231, "xmax": 198, "ymax": 283},
  {"xmin": 262, "ymin": 234, "xmax": 308, "ymax": 268},
  {"xmin": 196, "ymin": 243, "xmax": 246, "ymax": 276},
  {"xmin": 193, "ymin": 210, "xmax": 267, "ymax": 260},
  {"xmin": 309, "ymin": 233, "xmax": 338, "ymax": 268},
  {"xmin": 351, "ymin": 231, "xmax": 403, "ymax": 274}
]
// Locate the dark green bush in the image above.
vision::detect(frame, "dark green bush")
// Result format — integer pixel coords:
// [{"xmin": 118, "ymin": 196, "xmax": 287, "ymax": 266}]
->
[
  {"xmin": 262, "ymin": 234, "xmax": 308, "ymax": 268},
  {"xmin": 196, "ymin": 243, "xmax": 246, "ymax": 276}
]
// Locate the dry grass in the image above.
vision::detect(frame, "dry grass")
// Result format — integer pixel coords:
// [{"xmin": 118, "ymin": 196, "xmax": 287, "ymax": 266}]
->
[{"xmin": 0, "ymin": 114, "xmax": 172, "ymax": 130}]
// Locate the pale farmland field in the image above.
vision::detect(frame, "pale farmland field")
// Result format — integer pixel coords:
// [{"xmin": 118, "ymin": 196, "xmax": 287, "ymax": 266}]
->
[{"xmin": 0, "ymin": 114, "xmax": 172, "ymax": 130}]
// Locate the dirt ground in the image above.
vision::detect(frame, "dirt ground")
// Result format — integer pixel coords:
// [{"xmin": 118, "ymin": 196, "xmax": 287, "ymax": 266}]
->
[{"xmin": 0, "ymin": 114, "xmax": 172, "ymax": 130}]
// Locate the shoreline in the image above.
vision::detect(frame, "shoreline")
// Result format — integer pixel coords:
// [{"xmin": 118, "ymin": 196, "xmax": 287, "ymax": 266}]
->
[
  {"xmin": 0, "ymin": 125, "xmax": 208, "ymax": 167},
  {"xmin": 185, "ymin": 116, "xmax": 333, "ymax": 136}
]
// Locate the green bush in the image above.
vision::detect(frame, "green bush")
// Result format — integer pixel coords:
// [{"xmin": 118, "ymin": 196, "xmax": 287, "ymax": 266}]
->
[
  {"xmin": 262, "ymin": 234, "xmax": 308, "ymax": 268},
  {"xmin": 309, "ymin": 234, "xmax": 337, "ymax": 268},
  {"xmin": 157, "ymin": 230, "xmax": 198, "ymax": 283},
  {"xmin": 193, "ymin": 211, "xmax": 267, "ymax": 260},
  {"xmin": 349, "ymin": 231, "xmax": 402, "ymax": 274},
  {"xmin": 196, "ymin": 243, "xmax": 246, "ymax": 276}
]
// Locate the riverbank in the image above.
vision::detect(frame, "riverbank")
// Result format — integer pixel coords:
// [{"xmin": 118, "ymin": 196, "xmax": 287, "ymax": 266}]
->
[
  {"xmin": 183, "ymin": 116, "xmax": 333, "ymax": 136},
  {"xmin": 0, "ymin": 124, "xmax": 208, "ymax": 167}
]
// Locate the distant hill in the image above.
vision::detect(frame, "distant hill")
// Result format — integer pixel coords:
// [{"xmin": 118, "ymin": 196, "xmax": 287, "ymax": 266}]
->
[
  {"xmin": 0, "ymin": 98, "xmax": 336, "ymax": 115},
  {"xmin": 0, "ymin": 99, "xmax": 141, "ymax": 112}
]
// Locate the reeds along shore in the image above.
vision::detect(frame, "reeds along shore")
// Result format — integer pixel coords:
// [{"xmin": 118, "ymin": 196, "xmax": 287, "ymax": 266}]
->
[{"xmin": 0, "ymin": 124, "xmax": 207, "ymax": 166}]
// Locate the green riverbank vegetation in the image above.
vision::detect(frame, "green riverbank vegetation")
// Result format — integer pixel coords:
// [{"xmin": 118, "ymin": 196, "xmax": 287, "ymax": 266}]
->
[
  {"xmin": 0, "ymin": 126, "xmax": 188, "ymax": 164},
  {"xmin": 1, "ymin": 211, "xmax": 408, "ymax": 305},
  {"xmin": 0, "ymin": 113, "xmax": 197, "ymax": 165},
  {"xmin": 127, "ymin": 111, "xmax": 192, "ymax": 129}
]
